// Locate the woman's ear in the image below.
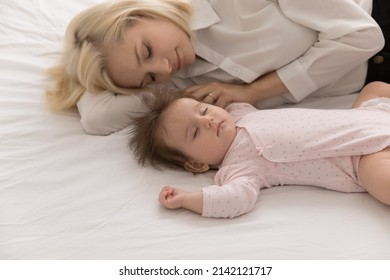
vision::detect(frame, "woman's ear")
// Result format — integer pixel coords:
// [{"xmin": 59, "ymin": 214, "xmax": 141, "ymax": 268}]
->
[{"xmin": 184, "ymin": 161, "xmax": 209, "ymax": 173}]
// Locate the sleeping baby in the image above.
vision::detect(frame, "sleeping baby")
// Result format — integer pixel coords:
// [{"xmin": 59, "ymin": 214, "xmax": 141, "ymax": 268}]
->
[{"xmin": 129, "ymin": 82, "xmax": 390, "ymax": 218}]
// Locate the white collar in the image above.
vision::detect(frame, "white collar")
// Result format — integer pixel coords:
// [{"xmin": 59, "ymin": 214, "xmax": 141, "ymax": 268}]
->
[{"xmin": 187, "ymin": 0, "xmax": 220, "ymax": 30}]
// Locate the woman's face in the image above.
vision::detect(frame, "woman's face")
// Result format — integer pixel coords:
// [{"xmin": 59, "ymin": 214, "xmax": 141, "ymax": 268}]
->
[{"xmin": 105, "ymin": 19, "xmax": 195, "ymax": 88}]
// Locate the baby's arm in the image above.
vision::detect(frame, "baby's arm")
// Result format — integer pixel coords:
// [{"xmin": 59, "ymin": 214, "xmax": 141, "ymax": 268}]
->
[
  {"xmin": 159, "ymin": 186, "xmax": 203, "ymax": 215},
  {"xmin": 352, "ymin": 81, "xmax": 390, "ymax": 108},
  {"xmin": 159, "ymin": 176, "xmax": 260, "ymax": 218}
]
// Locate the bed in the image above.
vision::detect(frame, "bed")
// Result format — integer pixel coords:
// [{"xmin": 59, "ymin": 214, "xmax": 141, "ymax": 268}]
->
[{"xmin": 1, "ymin": 0, "xmax": 390, "ymax": 260}]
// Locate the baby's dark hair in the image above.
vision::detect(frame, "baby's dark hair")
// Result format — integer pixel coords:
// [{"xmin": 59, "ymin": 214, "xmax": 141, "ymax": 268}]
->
[{"xmin": 129, "ymin": 86, "xmax": 192, "ymax": 169}]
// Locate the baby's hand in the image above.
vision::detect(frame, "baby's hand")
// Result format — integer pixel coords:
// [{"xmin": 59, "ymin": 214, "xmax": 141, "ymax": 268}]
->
[{"xmin": 159, "ymin": 186, "xmax": 188, "ymax": 209}]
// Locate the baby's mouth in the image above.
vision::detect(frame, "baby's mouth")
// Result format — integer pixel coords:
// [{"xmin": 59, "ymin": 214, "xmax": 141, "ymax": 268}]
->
[{"xmin": 217, "ymin": 121, "xmax": 223, "ymax": 136}]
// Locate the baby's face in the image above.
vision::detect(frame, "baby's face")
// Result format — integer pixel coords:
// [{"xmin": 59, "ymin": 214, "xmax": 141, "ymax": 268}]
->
[{"xmin": 157, "ymin": 98, "xmax": 237, "ymax": 167}]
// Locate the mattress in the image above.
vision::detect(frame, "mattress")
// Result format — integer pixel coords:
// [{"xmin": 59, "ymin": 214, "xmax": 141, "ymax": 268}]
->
[{"xmin": 1, "ymin": 0, "xmax": 390, "ymax": 261}]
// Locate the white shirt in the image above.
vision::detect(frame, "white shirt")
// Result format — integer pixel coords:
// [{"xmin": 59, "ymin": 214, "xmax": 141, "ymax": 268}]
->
[
  {"xmin": 77, "ymin": 0, "xmax": 384, "ymax": 135},
  {"xmin": 173, "ymin": 0, "xmax": 383, "ymax": 103}
]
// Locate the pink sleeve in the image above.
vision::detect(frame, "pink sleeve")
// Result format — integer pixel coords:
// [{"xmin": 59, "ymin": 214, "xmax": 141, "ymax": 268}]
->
[{"xmin": 201, "ymin": 177, "xmax": 260, "ymax": 218}]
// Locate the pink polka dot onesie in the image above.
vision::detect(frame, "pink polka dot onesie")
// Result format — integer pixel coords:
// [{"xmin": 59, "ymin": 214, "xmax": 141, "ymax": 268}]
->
[{"xmin": 202, "ymin": 98, "xmax": 390, "ymax": 218}]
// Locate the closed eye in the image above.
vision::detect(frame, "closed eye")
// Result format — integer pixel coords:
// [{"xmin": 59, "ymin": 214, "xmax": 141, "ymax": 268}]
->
[
  {"xmin": 193, "ymin": 128, "xmax": 198, "ymax": 140},
  {"xmin": 144, "ymin": 45, "xmax": 156, "ymax": 82},
  {"xmin": 193, "ymin": 108, "xmax": 208, "ymax": 139},
  {"xmin": 145, "ymin": 44, "xmax": 153, "ymax": 59}
]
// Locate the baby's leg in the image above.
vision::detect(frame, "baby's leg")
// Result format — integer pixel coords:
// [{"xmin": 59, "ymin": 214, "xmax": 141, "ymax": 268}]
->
[
  {"xmin": 352, "ymin": 81, "xmax": 390, "ymax": 108},
  {"xmin": 358, "ymin": 147, "xmax": 390, "ymax": 205}
]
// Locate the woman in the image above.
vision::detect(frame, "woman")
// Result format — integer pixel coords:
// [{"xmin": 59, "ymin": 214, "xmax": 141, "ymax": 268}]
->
[{"xmin": 46, "ymin": 0, "xmax": 387, "ymax": 135}]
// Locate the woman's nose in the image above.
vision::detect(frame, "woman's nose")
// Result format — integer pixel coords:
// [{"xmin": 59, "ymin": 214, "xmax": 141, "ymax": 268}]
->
[{"xmin": 152, "ymin": 58, "xmax": 172, "ymax": 78}]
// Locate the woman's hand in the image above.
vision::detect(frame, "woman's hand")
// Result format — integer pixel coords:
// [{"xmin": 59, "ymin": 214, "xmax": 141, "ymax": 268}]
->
[
  {"xmin": 184, "ymin": 71, "xmax": 288, "ymax": 108},
  {"xmin": 184, "ymin": 82, "xmax": 255, "ymax": 108}
]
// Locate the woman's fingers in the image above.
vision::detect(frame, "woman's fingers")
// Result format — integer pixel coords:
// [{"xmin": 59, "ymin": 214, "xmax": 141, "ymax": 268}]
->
[
  {"xmin": 185, "ymin": 83, "xmax": 221, "ymax": 104},
  {"xmin": 185, "ymin": 82, "xmax": 248, "ymax": 108}
]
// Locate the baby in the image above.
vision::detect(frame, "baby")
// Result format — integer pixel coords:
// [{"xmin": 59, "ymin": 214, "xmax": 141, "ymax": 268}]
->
[{"xmin": 129, "ymin": 82, "xmax": 390, "ymax": 218}]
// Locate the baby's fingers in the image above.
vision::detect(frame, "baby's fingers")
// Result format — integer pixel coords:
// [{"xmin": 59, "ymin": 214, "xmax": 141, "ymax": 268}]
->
[{"xmin": 159, "ymin": 186, "xmax": 172, "ymax": 201}]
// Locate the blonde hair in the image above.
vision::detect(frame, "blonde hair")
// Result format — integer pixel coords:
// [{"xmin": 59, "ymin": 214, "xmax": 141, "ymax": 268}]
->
[{"xmin": 45, "ymin": 0, "xmax": 193, "ymax": 111}]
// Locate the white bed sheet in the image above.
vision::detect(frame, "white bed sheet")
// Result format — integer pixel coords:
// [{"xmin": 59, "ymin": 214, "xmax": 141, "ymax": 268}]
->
[{"xmin": 1, "ymin": 0, "xmax": 390, "ymax": 260}]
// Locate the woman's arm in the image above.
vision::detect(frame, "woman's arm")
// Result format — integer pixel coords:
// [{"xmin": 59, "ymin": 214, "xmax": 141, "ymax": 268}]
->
[
  {"xmin": 187, "ymin": 0, "xmax": 384, "ymax": 107},
  {"xmin": 77, "ymin": 90, "xmax": 148, "ymax": 135},
  {"xmin": 185, "ymin": 71, "xmax": 287, "ymax": 108},
  {"xmin": 276, "ymin": 0, "xmax": 384, "ymax": 102}
]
